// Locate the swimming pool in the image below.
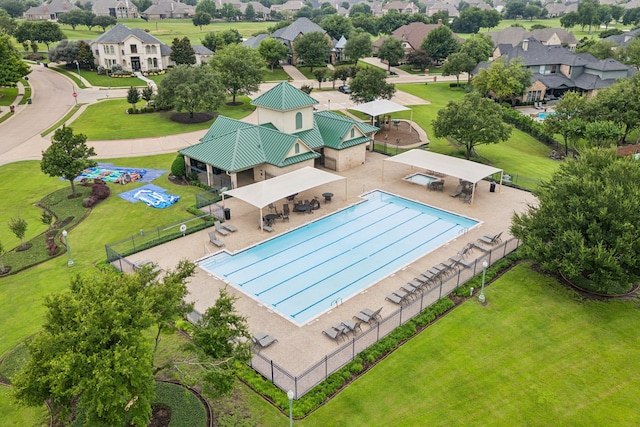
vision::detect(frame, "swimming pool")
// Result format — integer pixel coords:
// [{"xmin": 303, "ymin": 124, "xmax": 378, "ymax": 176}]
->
[
  {"xmin": 403, "ymin": 172, "xmax": 439, "ymax": 187},
  {"xmin": 199, "ymin": 191, "xmax": 479, "ymax": 325}
]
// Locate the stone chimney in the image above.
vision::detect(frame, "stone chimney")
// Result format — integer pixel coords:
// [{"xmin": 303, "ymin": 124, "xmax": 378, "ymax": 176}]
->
[{"xmin": 522, "ymin": 39, "xmax": 529, "ymax": 51}]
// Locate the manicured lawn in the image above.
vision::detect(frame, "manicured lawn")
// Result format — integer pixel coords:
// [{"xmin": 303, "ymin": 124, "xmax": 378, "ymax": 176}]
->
[
  {"xmin": 297, "ymin": 66, "xmax": 330, "ymax": 80},
  {"xmin": 0, "ymin": 87, "xmax": 18, "ymax": 106},
  {"xmin": 291, "ymin": 263, "xmax": 640, "ymax": 426},
  {"xmin": 0, "ymin": 386, "xmax": 48, "ymax": 426},
  {"xmin": 264, "ymin": 67, "xmax": 290, "ymax": 82},
  {"xmin": 68, "ymin": 96, "xmax": 254, "ymax": 140},
  {"xmin": 78, "ymin": 69, "xmax": 147, "ymax": 87},
  {"xmin": 49, "ymin": 65, "xmax": 86, "ymax": 88}
]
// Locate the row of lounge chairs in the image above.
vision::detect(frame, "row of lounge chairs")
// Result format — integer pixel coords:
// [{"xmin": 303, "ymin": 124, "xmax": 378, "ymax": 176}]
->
[
  {"xmin": 322, "ymin": 308, "xmax": 383, "ymax": 344},
  {"xmin": 208, "ymin": 222, "xmax": 239, "ymax": 247},
  {"xmin": 252, "ymin": 332, "xmax": 278, "ymax": 353}
]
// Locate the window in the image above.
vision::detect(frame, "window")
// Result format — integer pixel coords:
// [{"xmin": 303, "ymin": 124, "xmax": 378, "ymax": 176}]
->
[
  {"xmin": 152, "ymin": 45, "xmax": 157, "ymax": 54},
  {"xmin": 294, "ymin": 143, "xmax": 300, "ymax": 154},
  {"xmin": 148, "ymin": 58, "xmax": 153, "ymax": 68},
  {"xmin": 350, "ymin": 128, "xmax": 355, "ymax": 138},
  {"xmin": 145, "ymin": 45, "xmax": 150, "ymax": 54},
  {"xmin": 153, "ymin": 58, "xmax": 158, "ymax": 68},
  {"xmin": 539, "ymin": 64, "xmax": 557, "ymax": 75},
  {"xmin": 295, "ymin": 112, "xmax": 302, "ymax": 129},
  {"xmin": 110, "ymin": 45, "xmax": 114, "ymax": 54},
  {"xmin": 130, "ymin": 44, "xmax": 137, "ymax": 53},
  {"xmin": 103, "ymin": 45, "xmax": 109, "ymax": 54}
]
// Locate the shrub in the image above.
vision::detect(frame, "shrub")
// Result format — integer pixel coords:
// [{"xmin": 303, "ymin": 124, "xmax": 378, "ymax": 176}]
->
[
  {"xmin": 502, "ymin": 106, "xmax": 555, "ymax": 146},
  {"xmin": 82, "ymin": 196, "xmax": 98, "ymax": 208},
  {"xmin": 299, "ymin": 84, "xmax": 313, "ymax": 94},
  {"xmin": 171, "ymin": 155, "xmax": 186, "ymax": 178},
  {"xmin": 91, "ymin": 181, "xmax": 111, "ymax": 200}
]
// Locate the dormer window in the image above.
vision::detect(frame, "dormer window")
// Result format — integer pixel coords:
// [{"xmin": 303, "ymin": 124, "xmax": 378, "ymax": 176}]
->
[
  {"xmin": 295, "ymin": 143, "xmax": 300, "ymax": 154},
  {"xmin": 295, "ymin": 112, "xmax": 302, "ymax": 130},
  {"xmin": 350, "ymin": 128, "xmax": 355, "ymax": 138}
]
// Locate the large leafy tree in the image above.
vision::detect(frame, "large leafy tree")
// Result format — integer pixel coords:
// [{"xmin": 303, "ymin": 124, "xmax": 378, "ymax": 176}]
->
[
  {"xmin": 92, "ymin": 15, "xmax": 116, "ymax": 32},
  {"xmin": 421, "ymin": 25, "xmax": 460, "ymax": 64},
  {"xmin": 201, "ymin": 29, "xmax": 242, "ymax": 52},
  {"xmin": 170, "ymin": 36, "xmax": 196, "ymax": 65},
  {"xmin": 212, "ymin": 44, "xmax": 264, "ymax": 104},
  {"xmin": 258, "ymin": 37, "xmax": 288, "ymax": 71},
  {"xmin": 377, "ymin": 37, "xmax": 404, "ymax": 71},
  {"xmin": 511, "ymin": 148, "xmax": 640, "ymax": 294},
  {"xmin": 76, "ymin": 40, "xmax": 94, "ymax": 68},
  {"xmin": 459, "ymin": 33, "xmax": 493, "ymax": 64},
  {"xmin": 433, "ymin": 91, "xmax": 511, "ymax": 159},
  {"xmin": 543, "ymin": 90, "xmax": 588, "ymax": 155},
  {"xmin": 13, "ymin": 262, "xmax": 196, "ymax": 426},
  {"xmin": 294, "ymin": 31, "xmax": 332, "ymax": 72},
  {"xmin": 577, "ymin": 0, "xmax": 600, "ymax": 33},
  {"xmin": 40, "ymin": 126, "xmax": 97, "ymax": 198},
  {"xmin": 442, "ymin": 52, "xmax": 476, "ymax": 84},
  {"xmin": 343, "ymin": 31, "xmax": 372, "ymax": 65},
  {"xmin": 406, "ymin": 49, "xmax": 431, "ymax": 71},
  {"xmin": 15, "ymin": 21, "xmax": 64, "ymax": 49},
  {"xmin": 0, "ymin": 9, "xmax": 17, "ymax": 35},
  {"xmin": 57, "ymin": 9, "xmax": 92, "ymax": 30},
  {"xmin": 589, "ymin": 73, "xmax": 640, "ymax": 143},
  {"xmin": 196, "ymin": 0, "xmax": 216, "ymax": 16},
  {"xmin": 0, "ymin": 33, "xmax": 29, "ymax": 86},
  {"xmin": 191, "ymin": 11, "xmax": 211, "ymax": 31},
  {"xmin": 320, "ymin": 14, "xmax": 353, "ymax": 40},
  {"xmin": 191, "ymin": 288, "xmax": 252, "ymax": 397},
  {"xmin": 348, "ymin": 66, "xmax": 395, "ymax": 103},
  {"xmin": 157, "ymin": 64, "xmax": 226, "ymax": 117},
  {"xmin": 472, "ymin": 57, "xmax": 532, "ymax": 106}
]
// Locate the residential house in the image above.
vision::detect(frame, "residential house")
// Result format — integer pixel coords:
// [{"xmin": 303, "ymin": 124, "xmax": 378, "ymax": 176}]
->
[
  {"xmin": 142, "ymin": 0, "xmax": 195, "ymax": 19},
  {"xmin": 92, "ymin": 0, "xmax": 139, "ymax": 18},
  {"xmin": 487, "ymin": 27, "xmax": 578, "ymax": 50},
  {"xmin": 372, "ymin": 21, "xmax": 464, "ymax": 60},
  {"xmin": 235, "ymin": 1, "xmax": 271, "ymax": 20},
  {"xmin": 333, "ymin": 35, "xmax": 347, "ymax": 62},
  {"xmin": 178, "ymin": 82, "xmax": 379, "ymax": 188},
  {"xmin": 271, "ymin": 0, "xmax": 305, "ymax": 18},
  {"xmin": 193, "ymin": 45, "xmax": 213, "ymax": 65},
  {"xmin": 24, "ymin": 0, "xmax": 78, "ymax": 21},
  {"xmin": 476, "ymin": 39, "xmax": 636, "ymax": 102},
  {"xmin": 381, "ymin": 1, "xmax": 418, "ymax": 14},
  {"xmin": 425, "ymin": 2, "xmax": 459, "ymax": 18},
  {"xmin": 604, "ymin": 28, "xmax": 640, "ymax": 49}
]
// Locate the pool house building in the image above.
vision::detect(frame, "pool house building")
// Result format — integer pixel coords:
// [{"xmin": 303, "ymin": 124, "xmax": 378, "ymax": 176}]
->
[{"xmin": 178, "ymin": 82, "xmax": 379, "ymax": 189}]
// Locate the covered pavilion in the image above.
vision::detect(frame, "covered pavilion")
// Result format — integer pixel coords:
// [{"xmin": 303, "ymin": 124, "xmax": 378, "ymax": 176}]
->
[
  {"xmin": 222, "ymin": 167, "xmax": 347, "ymax": 230},
  {"xmin": 382, "ymin": 149, "xmax": 503, "ymax": 205},
  {"xmin": 350, "ymin": 99, "xmax": 413, "ymax": 133}
]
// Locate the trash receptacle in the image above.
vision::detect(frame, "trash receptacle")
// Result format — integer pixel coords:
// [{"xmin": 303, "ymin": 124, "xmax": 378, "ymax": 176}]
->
[
  {"xmin": 43, "ymin": 62, "xmax": 48, "ymax": 68},
  {"xmin": 27, "ymin": 98, "xmax": 32, "ymax": 104},
  {"xmin": 489, "ymin": 182, "xmax": 496, "ymax": 193},
  {"xmin": 224, "ymin": 208, "xmax": 231, "ymax": 220},
  {"xmin": 9, "ymin": 105, "xmax": 15, "ymax": 113}
]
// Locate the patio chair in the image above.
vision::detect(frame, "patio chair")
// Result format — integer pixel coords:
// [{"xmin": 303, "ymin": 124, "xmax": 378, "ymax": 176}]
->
[
  {"xmin": 450, "ymin": 256, "xmax": 473, "ymax": 269},
  {"xmin": 215, "ymin": 222, "xmax": 229, "ymax": 236},
  {"xmin": 257, "ymin": 217, "xmax": 273, "ymax": 232},
  {"xmin": 322, "ymin": 326, "xmax": 345, "ymax": 344},
  {"xmin": 208, "ymin": 231, "xmax": 224, "ymax": 248},
  {"xmin": 478, "ymin": 232, "xmax": 503, "ymax": 245},
  {"xmin": 460, "ymin": 192, "xmax": 472, "ymax": 204},
  {"xmin": 386, "ymin": 289, "xmax": 410, "ymax": 305},
  {"xmin": 457, "ymin": 243, "xmax": 473, "ymax": 259},
  {"xmin": 221, "ymin": 223, "xmax": 237, "ymax": 232},
  {"xmin": 354, "ymin": 307, "xmax": 382, "ymax": 325},
  {"xmin": 471, "ymin": 241, "xmax": 491, "ymax": 252},
  {"xmin": 268, "ymin": 203, "xmax": 278, "ymax": 214},
  {"xmin": 252, "ymin": 332, "xmax": 278, "ymax": 352},
  {"xmin": 341, "ymin": 319, "xmax": 362, "ymax": 336},
  {"xmin": 282, "ymin": 204, "xmax": 290, "ymax": 222},
  {"xmin": 450, "ymin": 184, "xmax": 463, "ymax": 198}
]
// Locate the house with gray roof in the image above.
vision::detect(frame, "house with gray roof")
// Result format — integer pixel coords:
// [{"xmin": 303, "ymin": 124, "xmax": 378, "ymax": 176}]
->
[
  {"xmin": 179, "ymin": 82, "xmax": 379, "ymax": 189},
  {"xmin": 91, "ymin": 0, "xmax": 138, "ymax": 18},
  {"xmin": 25, "ymin": 0, "xmax": 78, "ymax": 21},
  {"xmin": 604, "ymin": 28, "xmax": 640, "ymax": 49},
  {"xmin": 475, "ymin": 38, "xmax": 635, "ymax": 102},
  {"xmin": 142, "ymin": 0, "xmax": 195, "ymax": 19}
]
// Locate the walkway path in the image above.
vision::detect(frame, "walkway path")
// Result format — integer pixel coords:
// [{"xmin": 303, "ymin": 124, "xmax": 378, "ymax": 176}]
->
[
  {"xmin": 359, "ymin": 56, "xmax": 411, "ymax": 76},
  {"xmin": 134, "ymin": 71, "xmax": 157, "ymax": 91},
  {"xmin": 281, "ymin": 64, "xmax": 308, "ymax": 81}
]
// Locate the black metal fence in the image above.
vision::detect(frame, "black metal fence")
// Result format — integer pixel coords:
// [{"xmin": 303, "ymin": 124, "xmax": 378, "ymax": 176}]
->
[{"xmin": 250, "ymin": 237, "xmax": 521, "ymax": 399}]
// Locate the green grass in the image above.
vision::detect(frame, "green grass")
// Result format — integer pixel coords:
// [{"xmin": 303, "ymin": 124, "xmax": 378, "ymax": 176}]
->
[
  {"xmin": 0, "ymin": 87, "xmax": 18, "ymax": 106},
  {"xmin": 297, "ymin": 66, "xmax": 330, "ymax": 80},
  {"xmin": 264, "ymin": 67, "xmax": 290, "ymax": 82},
  {"xmin": 153, "ymin": 382, "xmax": 208, "ymax": 427},
  {"xmin": 78, "ymin": 69, "xmax": 147, "ymax": 87},
  {"xmin": 49, "ymin": 65, "xmax": 86, "ymax": 88},
  {"xmin": 0, "ymin": 386, "xmax": 48, "ymax": 426},
  {"xmin": 41, "ymin": 104, "xmax": 82, "ymax": 136},
  {"xmin": 287, "ymin": 263, "xmax": 640, "ymax": 426},
  {"xmin": 69, "ymin": 96, "xmax": 254, "ymax": 140}
]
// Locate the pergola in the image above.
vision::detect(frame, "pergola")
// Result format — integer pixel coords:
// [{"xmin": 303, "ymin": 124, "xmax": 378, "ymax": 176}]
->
[
  {"xmin": 350, "ymin": 99, "xmax": 413, "ymax": 133},
  {"xmin": 222, "ymin": 167, "xmax": 347, "ymax": 230},
  {"xmin": 383, "ymin": 150, "xmax": 503, "ymax": 205}
]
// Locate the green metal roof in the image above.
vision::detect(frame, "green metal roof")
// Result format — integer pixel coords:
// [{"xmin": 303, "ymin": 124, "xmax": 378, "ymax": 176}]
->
[
  {"xmin": 200, "ymin": 115, "xmax": 254, "ymax": 142},
  {"xmin": 251, "ymin": 81, "xmax": 318, "ymax": 111},
  {"xmin": 293, "ymin": 121, "xmax": 325, "ymax": 149},
  {"xmin": 314, "ymin": 110, "xmax": 379, "ymax": 150}
]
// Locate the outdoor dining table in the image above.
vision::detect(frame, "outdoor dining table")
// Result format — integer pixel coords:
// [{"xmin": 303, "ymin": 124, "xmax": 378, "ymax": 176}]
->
[
  {"xmin": 322, "ymin": 192, "xmax": 334, "ymax": 203},
  {"xmin": 264, "ymin": 214, "xmax": 280, "ymax": 225}
]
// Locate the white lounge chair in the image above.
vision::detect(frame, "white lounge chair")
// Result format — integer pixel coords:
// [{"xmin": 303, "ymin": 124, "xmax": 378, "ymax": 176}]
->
[
  {"xmin": 215, "ymin": 223, "xmax": 229, "ymax": 236},
  {"xmin": 221, "ymin": 223, "xmax": 237, "ymax": 232},
  {"xmin": 208, "ymin": 231, "xmax": 224, "ymax": 248}
]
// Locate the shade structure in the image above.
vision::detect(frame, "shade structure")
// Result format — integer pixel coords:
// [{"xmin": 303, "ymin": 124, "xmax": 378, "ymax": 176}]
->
[
  {"xmin": 350, "ymin": 99, "xmax": 410, "ymax": 117},
  {"xmin": 223, "ymin": 166, "xmax": 345, "ymax": 209}
]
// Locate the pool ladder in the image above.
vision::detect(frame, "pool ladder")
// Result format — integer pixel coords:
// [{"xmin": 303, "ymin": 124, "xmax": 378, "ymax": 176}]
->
[
  {"xmin": 458, "ymin": 227, "xmax": 469, "ymax": 235},
  {"xmin": 331, "ymin": 297, "xmax": 343, "ymax": 308}
]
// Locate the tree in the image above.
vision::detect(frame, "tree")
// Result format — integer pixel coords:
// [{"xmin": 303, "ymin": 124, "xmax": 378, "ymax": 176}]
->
[
  {"xmin": 170, "ymin": 36, "xmax": 196, "ymax": 65},
  {"xmin": 505, "ymin": 0, "xmax": 526, "ymax": 19},
  {"xmin": 0, "ymin": 0, "xmax": 26, "ymax": 18},
  {"xmin": 201, "ymin": 29, "xmax": 242, "ymax": 52},
  {"xmin": 576, "ymin": 38, "xmax": 616, "ymax": 59},
  {"xmin": 192, "ymin": 11, "xmax": 211, "ymax": 31},
  {"xmin": 244, "ymin": 3, "xmax": 255, "ymax": 20},
  {"xmin": 343, "ymin": 31, "xmax": 372, "ymax": 65},
  {"xmin": 14, "ymin": 21, "xmax": 64, "ymax": 50},
  {"xmin": 577, "ymin": 0, "xmax": 600, "ymax": 33},
  {"xmin": 511, "ymin": 148, "xmax": 640, "ymax": 294},
  {"xmin": 258, "ymin": 37, "xmax": 288, "ymax": 71},
  {"xmin": 196, "ymin": 0, "xmax": 216, "ymax": 17},
  {"xmin": 348, "ymin": 66, "xmax": 395, "ymax": 103},
  {"xmin": 157, "ymin": 64, "xmax": 225, "ymax": 117},
  {"xmin": 451, "ymin": 7, "xmax": 485, "ymax": 33},
  {"xmin": 421, "ymin": 25, "xmax": 460, "ymax": 64},
  {"xmin": 377, "ymin": 37, "xmax": 404, "ymax": 71},
  {"xmin": 92, "ymin": 15, "xmax": 116, "ymax": 32},
  {"xmin": 220, "ymin": 2, "xmax": 239, "ymax": 20},
  {"xmin": 406, "ymin": 49, "xmax": 431, "ymax": 71},
  {"xmin": 584, "ymin": 120, "xmax": 624, "ymax": 147},
  {"xmin": 8, "ymin": 217, "xmax": 27, "ymax": 250},
  {"xmin": 442, "ymin": 51, "xmax": 476, "ymax": 84},
  {"xmin": 622, "ymin": 37, "xmax": 640, "ymax": 69},
  {"xmin": 590, "ymin": 74, "xmax": 640, "ymax": 143},
  {"xmin": 40, "ymin": 125, "xmax": 97, "ymax": 198},
  {"xmin": 560, "ymin": 11, "xmax": 580, "ymax": 29},
  {"xmin": 543, "ymin": 90, "xmax": 588, "ymax": 155},
  {"xmin": 211, "ymin": 44, "xmax": 264, "ymax": 104},
  {"xmin": 0, "ymin": 33, "xmax": 29, "ymax": 87},
  {"xmin": 141, "ymin": 85, "xmax": 153, "ymax": 103},
  {"xmin": 76, "ymin": 40, "xmax": 94, "ymax": 69},
  {"xmin": 0, "ymin": 9, "xmax": 17, "ymax": 35},
  {"xmin": 320, "ymin": 14, "xmax": 353, "ymax": 40},
  {"xmin": 191, "ymin": 288, "xmax": 252, "ymax": 397},
  {"xmin": 459, "ymin": 33, "xmax": 493, "ymax": 64},
  {"xmin": 294, "ymin": 31, "xmax": 332, "ymax": 72},
  {"xmin": 57, "ymin": 9, "xmax": 89, "ymax": 30},
  {"xmin": 351, "ymin": 13, "xmax": 378, "ymax": 35},
  {"xmin": 81, "ymin": 10, "xmax": 96, "ymax": 30},
  {"xmin": 433, "ymin": 92, "xmax": 511, "ymax": 159},
  {"xmin": 13, "ymin": 262, "xmax": 196, "ymax": 426},
  {"xmin": 48, "ymin": 38, "xmax": 79, "ymax": 63},
  {"xmin": 127, "ymin": 86, "xmax": 140, "ymax": 111},
  {"xmin": 349, "ymin": 2, "xmax": 371, "ymax": 16},
  {"xmin": 314, "ymin": 68, "xmax": 327, "ymax": 88},
  {"xmin": 523, "ymin": 4, "xmax": 542, "ymax": 20},
  {"xmin": 472, "ymin": 57, "xmax": 532, "ymax": 106},
  {"xmin": 333, "ymin": 66, "xmax": 349, "ymax": 86}
]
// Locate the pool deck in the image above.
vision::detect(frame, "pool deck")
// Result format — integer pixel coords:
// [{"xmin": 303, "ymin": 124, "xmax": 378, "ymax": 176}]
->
[{"xmin": 128, "ymin": 151, "xmax": 537, "ymax": 375}]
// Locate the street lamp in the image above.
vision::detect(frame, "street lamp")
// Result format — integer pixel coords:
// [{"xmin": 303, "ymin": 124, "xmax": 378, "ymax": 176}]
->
[
  {"xmin": 478, "ymin": 260, "xmax": 488, "ymax": 303},
  {"xmin": 106, "ymin": 69, "xmax": 111, "ymax": 97},
  {"xmin": 287, "ymin": 390, "xmax": 294, "ymax": 427},
  {"xmin": 62, "ymin": 230, "xmax": 74, "ymax": 267},
  {"xmin": 74, "ymin": 60, "xmax": 80, "ymax": 75}
]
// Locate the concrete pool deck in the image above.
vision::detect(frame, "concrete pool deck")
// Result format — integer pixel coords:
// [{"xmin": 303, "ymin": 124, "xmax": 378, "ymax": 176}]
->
[{"xmin": 128, "ymin": 151, "xmax": 537, "ymax": 375}]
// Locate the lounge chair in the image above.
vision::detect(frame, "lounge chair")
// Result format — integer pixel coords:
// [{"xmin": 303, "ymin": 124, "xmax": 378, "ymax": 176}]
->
[
  {"xmin": 252, "ymin": 332, "xmax": 278, "ymax": 352},
  {"xmin": 268, "ymin": 203, "xmax": 278, "ymax": 214},
  {"xmin": 478, "ymin": 232, "xmax": 503, "ymax": 245},
  {"xmin": 208, "ymin": 231, "xmax": 224, "ymax": 248},
  {"xmin": 322, "ymin": 326, "xmax": 345, "ymax": 344},
  {"xmin": 450, "ymin": 256, "xmax": 473, "ymax": 269},
  {"xmin": 257, "ymin": 217, "xmax": 273, "ymax": 232},
  {"xmin": 460, "ymin": 192, "xmax": 472, "ymax": 204},
  {"xmin": 282, "ymin": 204, "xmax": 290, "ymax": 222},
  {"xmin": 341, "ymin": 319, "xmax": 362, "ymax": 336},
  {"xmin": 457, "ymin": 243, "xmax": 473, "ymax": 259},
  {"xmin": 215, "ymin": 222, "xmax": 229, "ymax": 236},
  {"xmin": 221, "ymin": 223, "xmax": 237, "ymax": 232},
  {"xmin": 386, "ymin": 289, "xmax": 410, "ymax": 305},
  {"xmin": 471, "ymin": 241, "xmax": 491, "ymax": 252},
  {"xmin": 354, "ymin": 307, "xmax": 382, "ymax": 325},
  {"xmin": 450, "ymin": 184, "xmax": 463, "ymax": 198}
]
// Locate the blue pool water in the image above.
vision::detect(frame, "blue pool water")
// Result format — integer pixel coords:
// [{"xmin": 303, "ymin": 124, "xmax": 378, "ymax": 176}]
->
[
  {"xmin": 403, "ymin": 173, "xmax": 439, "ymax": 187},
  {"xmin": 199, "ymin": 191, "xmax": 478, "ymax": 324}
]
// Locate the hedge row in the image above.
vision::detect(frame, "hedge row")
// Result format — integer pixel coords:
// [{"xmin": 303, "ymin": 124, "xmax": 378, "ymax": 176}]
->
[{"xmin": 502, "ymin": 106, "xmax": 556, "ymax": 146}]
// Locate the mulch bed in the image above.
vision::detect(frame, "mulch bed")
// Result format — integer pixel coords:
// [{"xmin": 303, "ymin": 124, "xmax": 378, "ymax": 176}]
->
[
  {"xmin": 148, "ymin": 405, "xmax": 172, "ymax": 427},
  {"xmin": 374, "ymin": 120, "xmax": 422, "ymax": 145},
  {"xmin": 170, "ymin": 112, "xmax": 215, "ymax": 124}
]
